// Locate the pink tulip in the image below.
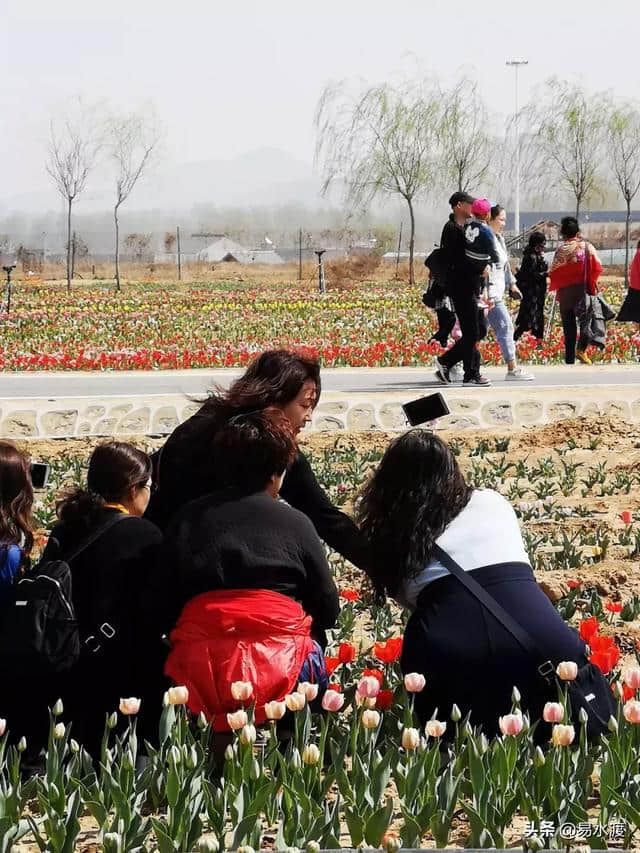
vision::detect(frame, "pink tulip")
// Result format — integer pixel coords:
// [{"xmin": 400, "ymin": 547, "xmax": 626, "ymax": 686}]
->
[
  {"xmin": 297, "ymin": 682, "xmax": 319, "ymax": 701},
  {"xmin": 542, "ymin": 702, "xmax": 564, "ymax": 723},
  {"xmin": 230, "ymin": 681, "xmax": 253, "ymax": 702},
  {"xmin": 226, "ymin": 710, "xmax": 248, "ymax": 731},
  {"xmin": 357, "ymin": 676, "xmax": 381, "ymax": 699},
  {"xmin": 118, "ymin": 697, "xmax": 141, "ymax": 716},
  {"xmin": 0, "ymin": 719, "xmax": 5, "ymax": 737},
  {"xmin": 551, "ymin": 723, "xmax": 575, "ymax": 746},
  {"xmin": 401, "ymin": 727, "xmax": 420, "ymax": 750},
  {"xmin": 623, "ymin": 699, "xmax": 640, "ymax": 724},
  {"xmin": 321, "ymin": 689, "xmax": 345, "ymax": 712},
  {"xmin": 264, "ymin": 701, "xmax": 286, "ymax": 720},
  {"xmin": 556, "ymin": 661, "xmax": 578, "ymax": 681},
  {"xmin": 624, "ymin": 667, "xmax": 640, "ymax": 690},
  {"xmin": 498, "ymin": 713, "xmax": 523, "ymax": 736},
  {"xmin": 166, "ymin": 686, "xmax": 189, "ymax": 706},
  {"xmin": 425, "ymin": 719, "xmax": 447, "ymax": 738},
  {"xmin": 404, "ymin": 672, "xmax": 426, "ymax": 693},
  {"xmin": 361, "ymin": 709, "xmax": 381, "ymax": 729}
]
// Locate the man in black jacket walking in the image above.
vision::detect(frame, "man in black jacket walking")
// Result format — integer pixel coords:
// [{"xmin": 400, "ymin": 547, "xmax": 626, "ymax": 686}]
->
[{"xmin": 434, "ymin": 191, "xmax": 491, "ymax": 386}]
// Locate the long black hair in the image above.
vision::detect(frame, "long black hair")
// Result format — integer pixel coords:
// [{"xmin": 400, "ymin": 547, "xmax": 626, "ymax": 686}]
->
[
  {"xmin": 357, "ymin": 430, "xmax": 473, "ymax": 600},
  {"xmin": 57, "ymin": 442, "xmax": 152, "ymax": 529}
]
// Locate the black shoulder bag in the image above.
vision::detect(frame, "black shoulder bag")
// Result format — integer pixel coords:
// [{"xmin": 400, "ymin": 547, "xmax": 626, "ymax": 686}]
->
[{"xmin": 433, "ymin": 545, "xmax": 616, "ymax": 739}]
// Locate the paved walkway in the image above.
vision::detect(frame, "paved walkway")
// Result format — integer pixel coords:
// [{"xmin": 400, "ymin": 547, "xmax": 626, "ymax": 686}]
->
[{"xmin": 0, "ymin": 364, "xmax": 637, "ymax": 399}]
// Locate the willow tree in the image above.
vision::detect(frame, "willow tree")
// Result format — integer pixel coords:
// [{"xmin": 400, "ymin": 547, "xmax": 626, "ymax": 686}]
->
[
  {"xmin": 523, "ymin": 79, "xmax": 606, "ymax": 218},
  {"xmin": 109, "ymin": 112, "xmax": 160, "ymax": 291},
  {"xmin": 46, "ymin": 106, "xmax": 100, "ymax": 291},
  {"xmin": 439, "ymin": 77, "xmax": 492, "ymax": 193},
  {"xmin": 315, "ymin": 81, "xmax": 441, "ymax": 285},
  {"xmin": 608, "ymin": 104, "xmax": 640, "ymax": 286}
]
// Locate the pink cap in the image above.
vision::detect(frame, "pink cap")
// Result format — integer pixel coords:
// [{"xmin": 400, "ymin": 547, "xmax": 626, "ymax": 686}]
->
[{"xmin": 471, "ymin": 198, "xmax": 491, "ymax": 217}]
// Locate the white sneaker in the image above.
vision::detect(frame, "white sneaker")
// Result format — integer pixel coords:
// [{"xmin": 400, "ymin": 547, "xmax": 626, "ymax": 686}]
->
[
  {"xmin": 449, "ymin": 363, "xmax": 464, "ymax": 382},
  {"xmin": 506, "ymin": 368, "xmax": 535, "ymax": 381}
]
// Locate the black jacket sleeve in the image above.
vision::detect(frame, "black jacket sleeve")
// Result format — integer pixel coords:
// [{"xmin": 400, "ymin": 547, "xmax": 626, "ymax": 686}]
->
[
  {"xmin": 280, "ymin": 451, "xmax": 371, "ymax": 573},
  {"xmin": 296, "ymin": 517, "xmax": 340, "ymax": 631}
]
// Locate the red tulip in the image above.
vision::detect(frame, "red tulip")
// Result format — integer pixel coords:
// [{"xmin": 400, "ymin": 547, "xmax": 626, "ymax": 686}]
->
[
  {"xmin": 328, "ymin": 683, "xmax": 341, "ymax": 693},
  {"xmin": 373, "ymin": 637, "xmax": 403, "ymax": 664},
  {"xmin": 567, "ymin": 579, "xmax": 580, "ymax": 590},
  {"xmin": 339, "ymin": 589, "xmax": 360, "ymax": 602},
  {"xmin": 606, "ymin": 602, "xmax": 623, "ymax": 613},
  {"xmin": 337, "ymin": 642, "xmax": 357, "ymax": 664},
  {"xmin": 579, "ymin": 617, "xmax": 599, "ymax": 643},
  {"xmin": 621, "ymin": 511, "xmax": 633, "ymax": 525},
  {"xmin": 591, "ymin": 650, "xmax": 618, "ymax": 675},
  {"xmin": 375, "ymin": 689, "xmax": 394, "ymax": 710},
  {"xmin": 324, "ymin": 656, "xmax": 340, "ymax": 675},
  {"xmin": 362, "ymin": 668, "xmax": 384, "ymax": 686}
]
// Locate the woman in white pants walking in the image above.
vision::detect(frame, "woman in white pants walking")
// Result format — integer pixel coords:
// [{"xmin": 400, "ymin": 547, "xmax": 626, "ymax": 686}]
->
[{"xmin": 487, "ymin": 206, "xmax": 534, "ymax": 381}]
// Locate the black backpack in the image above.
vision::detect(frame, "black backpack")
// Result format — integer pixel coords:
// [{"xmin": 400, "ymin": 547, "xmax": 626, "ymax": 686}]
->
[{"xmin": 0, "ymin": 514, "xmax": 127, "ymax": 677}]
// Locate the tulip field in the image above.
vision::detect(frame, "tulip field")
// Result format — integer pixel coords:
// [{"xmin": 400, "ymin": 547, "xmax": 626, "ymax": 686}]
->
[
  {"xmin": 0, "ymin": 276, "xmax": 638, "ymax": 370},
  {"xmin": 3, "ymin": 415, "xmax": 640, "ymax": 850}
]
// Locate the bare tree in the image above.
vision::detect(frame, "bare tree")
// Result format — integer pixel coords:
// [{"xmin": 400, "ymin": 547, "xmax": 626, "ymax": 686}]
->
[
  {"xmin": 608, "ymin": 104, "xmax": 640, "ymax": 285},
  {"xmin": 522, "ymin": 79, "xmax": 607, "ymax": 218},
  {"xmin": 439, "ymin": 77, "xmax": 493, "ymax": 193},
  {"xmin": 46, "ymin": 108, "xmax": 99, "ymax": 290},
  {"xmin": 109, "ymin": 113, "xmax": 160, "ymax": 290},
  {"xmin": 315, "ymin": 80, "xmax": 441, "ymax": 285}
]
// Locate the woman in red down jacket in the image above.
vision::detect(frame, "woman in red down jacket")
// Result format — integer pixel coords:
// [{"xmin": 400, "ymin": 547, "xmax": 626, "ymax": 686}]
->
[
  {"xmin": 162, "ymin": 409, "xmax": 339, "ymax": 730},
  {"xmin": 549, "ymin": 216, "xmax": 603, "ymax": 365}
]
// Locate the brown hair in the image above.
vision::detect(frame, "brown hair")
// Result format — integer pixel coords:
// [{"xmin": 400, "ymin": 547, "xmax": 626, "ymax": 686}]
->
[
  {"xmin": 200, "ymin": 349, "xmax": 321, "ymax": 425},
  {"xmin": 213, "ymin": 408, "xmax": 297, "ymax": 494},
  {"xmin": 57, "ymin": 442, "xmax": 151, "ymax": 529},
  {"xmin": 0, "ymin": 441, "xmax": 35, "ymax": 554}
]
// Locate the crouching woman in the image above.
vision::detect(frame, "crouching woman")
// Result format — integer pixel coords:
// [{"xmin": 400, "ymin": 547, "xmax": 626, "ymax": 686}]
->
[
  {"xmin": 163, "ymin": 409, "xmax": 339, "ymax": 730},
  {"xmin": 357, "ymin": 430, "xmax": 588, "ymax": 738}
]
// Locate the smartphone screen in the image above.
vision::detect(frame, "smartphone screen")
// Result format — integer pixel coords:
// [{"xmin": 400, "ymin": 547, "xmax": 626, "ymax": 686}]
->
[
  {"xmin": 402, "ymin": 393, "xmax": 450, "ymax": 427},
  {"xmin": 30, "ymin": 462, "xmax": 50, "ymax": 490}
]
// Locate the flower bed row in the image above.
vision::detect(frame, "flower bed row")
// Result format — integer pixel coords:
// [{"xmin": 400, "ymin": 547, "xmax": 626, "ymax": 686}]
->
[{"xmin": 0, "ymin": 279, "xmax": 637, "ymax": 370}]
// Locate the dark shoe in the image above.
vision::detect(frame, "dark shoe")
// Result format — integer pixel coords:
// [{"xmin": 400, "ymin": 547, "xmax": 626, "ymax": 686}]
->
[
  {"xmin": 463, "ymin": 374, "xmax": 491, "ymax": 386},
  {"xmin": 434, "ymin": 358, "xmax": 452, "ymax": 385}
]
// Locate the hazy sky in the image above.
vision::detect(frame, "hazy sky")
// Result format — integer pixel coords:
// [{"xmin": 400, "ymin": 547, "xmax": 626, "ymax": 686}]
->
[{"xmin": 2, "ymin": 0, "xmax": 639, "ymax": 207}]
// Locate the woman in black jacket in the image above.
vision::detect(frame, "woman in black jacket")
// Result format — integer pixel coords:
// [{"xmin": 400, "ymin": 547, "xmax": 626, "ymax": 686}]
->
[
  {"xmin": 163, "ymin": 410, "xmax": 339, "ymax": 727},
  {"xmin": 146, "ymin": 349, "xmax": 369, "ymax": 571},
  {"xmin": 40, "ymin": 442, "xmax": 163, "ymax": 758},
  {"xmin": 514, "ymin": 231, "xmax": 549, "ymax": 341}
]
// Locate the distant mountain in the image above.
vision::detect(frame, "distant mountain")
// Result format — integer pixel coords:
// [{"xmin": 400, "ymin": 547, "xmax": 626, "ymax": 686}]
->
[{"xmin": 1, "ymin": 147, "xmax": 324, "ymax": 213}]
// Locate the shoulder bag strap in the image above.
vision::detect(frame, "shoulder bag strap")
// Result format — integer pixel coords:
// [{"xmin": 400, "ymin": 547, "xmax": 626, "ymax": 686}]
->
[
  {"xmin": 432, "ymin": 545, "xmax": 555, "ymax": 679},
  {"xmin": 65, "ymin": 512, "xmax": 129, "ymax": 564}
]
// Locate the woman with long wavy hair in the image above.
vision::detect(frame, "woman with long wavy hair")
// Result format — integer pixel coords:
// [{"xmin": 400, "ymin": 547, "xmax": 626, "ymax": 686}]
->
[
  {"xmin": 357, "ymin": 430, "xmax": 588, "ymax": 737},
  {"xmin": 146, "ymin": 349, "xmax": 369, "ymax": 573},
  {"xmin": 0, "ymin": 441, "xmax": 34, "ymax": 605}
]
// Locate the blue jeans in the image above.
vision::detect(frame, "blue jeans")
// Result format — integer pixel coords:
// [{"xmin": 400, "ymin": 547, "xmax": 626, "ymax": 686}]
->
[
  {"xmin": 298, "ymin": 641, "xmax": 329, "ymax": 711},
  {"xmin": 487, "ymin": 299, "xmax": 516, "ymax": 364}
]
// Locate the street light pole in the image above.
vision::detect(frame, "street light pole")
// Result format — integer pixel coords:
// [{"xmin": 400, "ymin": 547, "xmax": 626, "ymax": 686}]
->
[{"xmin": 506, "ymin": 59, "xmax": 528, "ymax": 237}]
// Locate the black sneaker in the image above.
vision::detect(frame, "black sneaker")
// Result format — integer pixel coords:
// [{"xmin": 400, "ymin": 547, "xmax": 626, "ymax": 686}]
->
[
  {"xmin": 434, "ymin": 359, "xmax": 452, "ymax": 384},
  {"xmin": 463, "ymin": 374, "xmax": 491, "ymax": 386}
]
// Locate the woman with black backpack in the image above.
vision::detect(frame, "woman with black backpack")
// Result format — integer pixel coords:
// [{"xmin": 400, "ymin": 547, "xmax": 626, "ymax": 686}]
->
[{"xmin": 36, "ymin": 442, "xmax": 163, "ymax": 759}]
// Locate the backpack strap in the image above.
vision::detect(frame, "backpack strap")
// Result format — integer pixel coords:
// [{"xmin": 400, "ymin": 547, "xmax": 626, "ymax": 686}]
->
[
  {"xmin": 432, "ymin": 545, "xmax": 555, "ymax": 681},
  {"xmin": 64, "ymin": 512, "xmax": 129, "ymax": 565}
]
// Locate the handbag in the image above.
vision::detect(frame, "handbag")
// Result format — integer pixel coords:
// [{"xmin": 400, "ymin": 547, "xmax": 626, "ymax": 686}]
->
[{"xmin": 432, "ymin": 545, "xmax": 616, "ymax": 739}]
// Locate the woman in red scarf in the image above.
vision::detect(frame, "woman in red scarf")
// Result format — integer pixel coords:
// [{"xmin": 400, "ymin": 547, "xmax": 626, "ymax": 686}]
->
[
  {"xmin": 549, "ymin": 216, "xmax": 603, "ymax": 364},
  {"xmin": 617, "ymin": 241, "xmax": 640, "ymax": 331}
]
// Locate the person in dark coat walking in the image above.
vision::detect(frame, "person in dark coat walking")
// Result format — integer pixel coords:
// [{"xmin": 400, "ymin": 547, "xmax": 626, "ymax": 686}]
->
[
  {"xmin": 434, "ymin": 192, "xmax": 491, "ymax": 386},
  {"xmin": 39, "ymin": 442, "xmax": 163, "ymax": 759},
  {"xmin": 146, "ymin": 349, "xmax": 370, "ymax": 572},
  {"xmin": 514, "ymin": 232, "xmax": 549, "ymax": 341},
  {"xmin": 357, "ymin": 430, "xmax": 589, "ymax": 739}
]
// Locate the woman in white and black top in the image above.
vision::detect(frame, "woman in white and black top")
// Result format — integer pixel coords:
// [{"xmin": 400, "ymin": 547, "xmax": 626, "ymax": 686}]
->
[{"xmin": 357, "ymin": 430, "xmax": 586, "ymax": 738}]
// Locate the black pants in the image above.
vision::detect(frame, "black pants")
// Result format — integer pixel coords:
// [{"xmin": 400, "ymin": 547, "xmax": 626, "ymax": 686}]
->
[
  {"xmin": 401, "ymin": 562, "xmax": 586, "ymax": 741},
  {"xmin": 558, "ymin": 284, "xmax": 588, "ymax": 364},
  {"xmin": 438, "ymin": 289, "xmax": 481, "ymax": 379}
]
